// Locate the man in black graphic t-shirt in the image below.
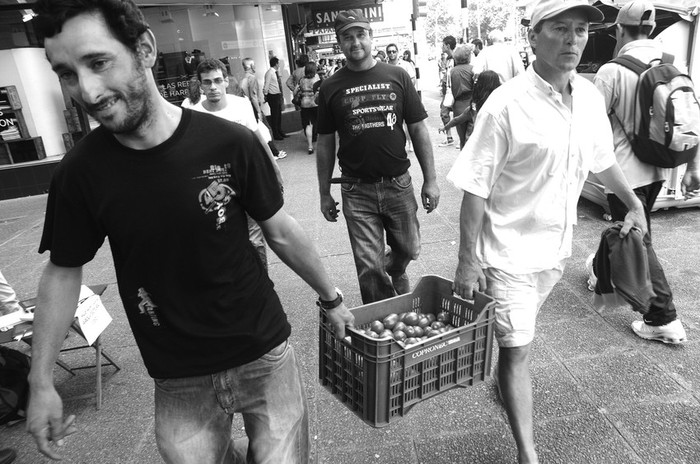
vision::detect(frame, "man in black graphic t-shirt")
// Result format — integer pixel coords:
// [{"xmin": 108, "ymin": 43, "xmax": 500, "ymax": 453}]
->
[
  {"xmin": 316, "ymin": 9, "xmax": 440, "ymax": 304},
  {"xmin": 26, "ymin": 0, "xmax": 353, "ymax": 462}
]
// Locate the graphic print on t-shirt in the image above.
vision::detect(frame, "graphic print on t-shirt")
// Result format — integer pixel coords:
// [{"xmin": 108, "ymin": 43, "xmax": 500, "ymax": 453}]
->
[
  {"xmin": 343, "ymin": 82, "xmax": 399, "ymax": 136},
  {"xmin": 196, "ymin": 163, "xmax": 235, "ymax": 230},
  {"xmin": 137, "ymin": 287, "xmax": 160, "ymax": 327}
]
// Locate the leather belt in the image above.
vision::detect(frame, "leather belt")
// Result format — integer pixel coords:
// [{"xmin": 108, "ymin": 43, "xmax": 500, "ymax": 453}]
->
[{"xmin": 329, "ymin": 172, "xmax": 406, "ymax": 184}]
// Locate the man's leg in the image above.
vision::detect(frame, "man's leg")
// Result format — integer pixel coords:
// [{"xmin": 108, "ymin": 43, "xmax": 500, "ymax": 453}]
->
[
  {"xmin": 439, "ymin": 88, "xmax": 453, "ymax": 146},
  {"xmin": 268, "ymin": 94, "xmax": 283, "ymax": 139},
  {"xmin": 382, "ymin": 172, "xmax": 420, "ymax": 295},
  {"xmin": 225, "ymin": 340, "xmax": 309, "ymax": 464},
  {"xmin": 154, "ymin": 374, "xmax": 238, "ymax": 464},
  {"xmin": 607, "ymin": 182, "xmax": 679, "ymax": 326},
  {"xmin": 485, "ymin": 266, "xmax": 562, "ymax": 464},
  {"xmin": 498, "ymin": 345, "xmax": 536, "ymax": 464},
  {"xmin": 341, "ymin": 183, "xmax": 395, "ymax": 303}
]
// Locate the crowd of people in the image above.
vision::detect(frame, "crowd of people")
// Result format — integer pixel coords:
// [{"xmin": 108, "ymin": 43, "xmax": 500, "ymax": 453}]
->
[{"xmin": 0, "ymin": 0, "xmax": 697, "ymax": 464}]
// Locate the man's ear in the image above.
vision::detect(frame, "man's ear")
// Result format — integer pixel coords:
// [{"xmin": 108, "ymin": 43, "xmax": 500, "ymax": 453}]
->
[
  {"xmin": 136, "ymin": 29, "xmax": 157, "ymax": 69},
  {"xmin": 527, "ymin": 28, "xmax": 538, "ymax": 51},
  {"xmin": 615, "ymin": 24, "xmax": 624, "ymax": 40}
]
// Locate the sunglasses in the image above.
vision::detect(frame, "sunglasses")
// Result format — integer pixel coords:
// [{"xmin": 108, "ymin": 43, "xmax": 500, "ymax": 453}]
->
[{"xmin": 201, "ymin": 77, "xmax": 226, "ymax": 87}]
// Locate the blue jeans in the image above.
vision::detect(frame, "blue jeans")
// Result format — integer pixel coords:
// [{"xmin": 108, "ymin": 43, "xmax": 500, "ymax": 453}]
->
[
  {"xmin": 340, "ymin": 171, "xmax": 420, "ymax": 304},
  {"xmin": 607, "ymin": 181, "xmax": 677, "ymax": 326},
  {"xmin": 154, "ymin": 340, "xmax": 309, "ymax": 464}
]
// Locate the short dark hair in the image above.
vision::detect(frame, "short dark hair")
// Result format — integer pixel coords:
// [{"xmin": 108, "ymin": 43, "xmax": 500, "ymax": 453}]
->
[
  {"xmin": 386, "ymin": 43, "xmax": 398, "ymax": 53},
  {"xmin": 270, "ymin": 57, "xmax": 279, "ymax": 67},
  {"xmin": 197, "ymin": 58, "xmax": 228, "ymax": 82},
  {"xmin": 443, "ymin": 35, "xmax": 457, "ymax": 50},
  {"xmin": 621, "ymin": 24, "xmax": 654, "ymax": 39},
  {"xmin": 471, "ymin": 38, "xmax": 483, "ymax": 50},
  {"xmin": 296, "ymin": 54, "xmax": 309, "ymax": 68},
  {"xmin": 33, "ymin": 0, "xmax": 149, "ymax": 52},
  {"xmin": 304, "ymin": 62, "xmax": 317, "ymax": 79}
]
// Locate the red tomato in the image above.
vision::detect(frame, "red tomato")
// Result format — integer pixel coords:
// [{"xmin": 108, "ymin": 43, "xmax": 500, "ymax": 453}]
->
[
  {"xmin": 403, "ymin": 312, "xmax": 419, "ymax": 326},
  {"xmin": 379, "ymin": 329, "xmax": 393, "ymax": 339},
  {"xmin": 382, "ymin": 314, "xmax": 399, "ymax": 330},
  {"xmin": 393, "ymin": 321, "xmax": 407, "ymax": 333},
  {"xmin": 370, "ymin": 320, "xmax": 385, "ymax": 334},
  {"xmin": 404, "ymin": 326, "xmax": 416, "ymax": 337},
  {"xmin": 393, "ymin": 330, "xmax": 407, "ymax": 341},
  {"xmin": 413, "ymin": 326, "xmax": 424, "ymax": 338},
  {"xmin": 431, "ymin": 321, "xmax": 445, "ymax": 330},
  {"xmin": 417, "ymin": 316, "xmax": 430, "ymax": 328},
  {"xmin": 437, "ymin": 311, "xmax": 449, "ymax": 323}
]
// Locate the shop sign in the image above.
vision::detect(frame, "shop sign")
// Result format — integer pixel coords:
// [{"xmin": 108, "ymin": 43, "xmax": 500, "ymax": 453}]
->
[
  {"xmin": 305, "ymin": 27, "xmax": 335, "ymax": 37},
  {"xmin": 222, "ymin": 39, "xmax": 263, "ymax": 50},
  {"xmin": 0, "ymin": 86, "xmax": 22, "ymax": 138},
  {"xmin": 0, "ymin": 112, "xmax": 18, "ymax": 130},
  {"xmin": 309, "ymin": 4, "xmax": 384, "ymax": 30},
  {"xmin": 157, "ymin": 75, "xmax": 191, "ymax": 103}
]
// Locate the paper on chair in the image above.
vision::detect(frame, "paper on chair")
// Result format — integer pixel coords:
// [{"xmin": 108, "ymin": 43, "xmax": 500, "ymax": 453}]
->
[
  {"xmin": 75, "ymin": 285, "xmax": 112, "ymax": 345},
  {"xmin": 0, "ymin": 311, "xmax": 24, "ymax": 331}
]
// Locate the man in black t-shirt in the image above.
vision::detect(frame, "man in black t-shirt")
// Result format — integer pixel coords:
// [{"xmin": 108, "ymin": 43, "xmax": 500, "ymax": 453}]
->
[
  {"xmin": 26, "ymin": 1, "xmax": 353, "ymax": 463},
  {"xmin": 316, "ymin": 10, "xmax": 440, "ymax": 304}
]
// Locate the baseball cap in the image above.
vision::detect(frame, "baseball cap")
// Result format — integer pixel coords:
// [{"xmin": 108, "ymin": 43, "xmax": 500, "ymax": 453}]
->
[
  {"xmin": 530, "ymin": 0, "xmax": 604, "ymax": 29},
  {"xmin": 615, "ymin": 0, "xmax": 656, "ymax": 28},
  {"xmin": 334, "ymin": 9, "xmax": 371, "ymax": 35}
]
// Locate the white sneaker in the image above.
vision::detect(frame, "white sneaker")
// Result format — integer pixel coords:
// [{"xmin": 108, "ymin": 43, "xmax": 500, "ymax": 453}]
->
[
  {"xmin": 631, "ymin": 319, "xmax": 687, "ymax": 344},
  {"xmin": 585, "ymin": 252, "xmax": 597, "ymax": 292},
  {"xmin": 437, "ymin": 139, "xmax": 453, "ymax": 147},
  {"xmin": 275, "ymin": 151, "xmax": 287, "ymax": 160}
]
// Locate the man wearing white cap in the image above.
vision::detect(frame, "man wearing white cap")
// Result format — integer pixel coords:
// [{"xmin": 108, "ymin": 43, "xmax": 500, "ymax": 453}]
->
[
  {"xmin": 593, "ymin": 0, "xmax": 698, "ymax": 345},
  {"xmin": 448, "ymin": 0, "xmax": 648, "ymax": 461}
]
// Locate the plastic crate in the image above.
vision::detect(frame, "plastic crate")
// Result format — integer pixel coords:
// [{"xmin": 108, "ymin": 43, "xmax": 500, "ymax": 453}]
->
[{"xmin": 319, "ymin": 275, "xmax": 496, "ymax": 428}]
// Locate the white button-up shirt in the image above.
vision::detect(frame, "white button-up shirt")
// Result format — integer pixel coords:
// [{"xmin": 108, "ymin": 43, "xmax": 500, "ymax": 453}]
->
[{"xmin": 447, "ymin": 64, "xmax": 616, "ymax": 274}]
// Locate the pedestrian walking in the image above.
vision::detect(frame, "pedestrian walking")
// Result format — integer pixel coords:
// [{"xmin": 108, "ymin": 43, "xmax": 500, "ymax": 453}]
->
[
  {"xmin": 316, "ymin": 9, "xmax": 439, "ymax": 304},
  {"xmin": 592, "ymin": 0, "xmax": 699, "ymax": 343},
  {"xmin": 263, "ymin": 56, "xmax": 286, "ymax": 140},
  {"xmin": 448, "ymin": 1, "xmax": 648, "ymax": 461},
  {"xmin": 26, "ymin": 1, "xmax": 354, "ymax": 462}
]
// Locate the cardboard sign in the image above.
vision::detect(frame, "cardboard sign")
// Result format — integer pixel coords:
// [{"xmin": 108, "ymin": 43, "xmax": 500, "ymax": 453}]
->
[{"xmin": 75, "ymin": 285, "xmax": 112, "ymax": 346}]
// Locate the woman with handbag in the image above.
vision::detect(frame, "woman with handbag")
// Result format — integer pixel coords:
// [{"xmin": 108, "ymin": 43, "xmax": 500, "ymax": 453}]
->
[
  {"xmin": 448, "ymin": 44, "xmax": 476, "ymax": 149},
  {"xmin": 297, "ymin": 62, "xmax": 321, "ymax": 154}
]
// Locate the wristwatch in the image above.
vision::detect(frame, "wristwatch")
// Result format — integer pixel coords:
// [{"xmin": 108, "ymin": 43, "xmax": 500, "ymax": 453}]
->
[{"xmin": 317, "ymin": 287, "xmax": 343, "ymax": 310}]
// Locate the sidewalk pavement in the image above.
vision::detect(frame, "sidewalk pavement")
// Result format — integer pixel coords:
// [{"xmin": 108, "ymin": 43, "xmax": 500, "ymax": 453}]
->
[{"xmin": 1, "ymin": 88, "xmax": 699, "ymax": 464}]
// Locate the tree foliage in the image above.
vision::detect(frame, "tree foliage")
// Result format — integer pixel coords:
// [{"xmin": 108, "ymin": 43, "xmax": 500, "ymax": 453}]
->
[
  {"xmin": 423, "ymin": 0, "xmax": 526, "ymax": 54},
  {"xmin": 424, "ymin": 0, "xmax": 462, "ymax": 51}
]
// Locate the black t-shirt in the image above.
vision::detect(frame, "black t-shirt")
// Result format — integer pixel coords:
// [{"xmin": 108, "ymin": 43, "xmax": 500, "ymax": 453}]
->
[
  {"xmin": 39, "ymin": 109, "xmax": 290, "ymax": 379},
  {"xmin": 317, "ymin": 61, "xmax": 427, "ymax": 178}
]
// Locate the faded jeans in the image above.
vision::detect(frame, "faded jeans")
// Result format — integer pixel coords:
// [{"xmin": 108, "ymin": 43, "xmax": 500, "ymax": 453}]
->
[
  {"xmin": 607, "ymin": 180, "xmax": 677, "ymax": 326},
  {"xmin": 154, "ymin": 340, "xmax": 309, "ymax": 464},
  {"xmin": 340, "ymin": 171, "xmax": 420, "ymax": 304}
]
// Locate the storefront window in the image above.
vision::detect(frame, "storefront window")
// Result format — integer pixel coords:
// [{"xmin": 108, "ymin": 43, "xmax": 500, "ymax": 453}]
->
[{"xmin": 141, "ymin": 4, "xmax": 289, "ymax": 105}]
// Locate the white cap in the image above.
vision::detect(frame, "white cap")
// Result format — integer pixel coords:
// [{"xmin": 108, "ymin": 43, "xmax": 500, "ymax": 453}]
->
[{"xmin": 530, "ymin": 0, "xmax": 605, "ymax": 29}]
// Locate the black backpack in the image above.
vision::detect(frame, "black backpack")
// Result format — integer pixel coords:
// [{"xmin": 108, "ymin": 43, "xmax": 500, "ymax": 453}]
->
[
  {"xmin": 611, "ymin": 53, "xmax": 700, "ymax": 168},
  {"xmin": 0, "ymin": 345, "xmax": 30, "ymax": 425}
]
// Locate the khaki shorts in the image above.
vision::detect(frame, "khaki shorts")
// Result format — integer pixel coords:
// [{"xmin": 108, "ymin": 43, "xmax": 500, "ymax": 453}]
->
[{"xmin": 485, "ymin": 263, "xmax": 564, "ymax": 348}]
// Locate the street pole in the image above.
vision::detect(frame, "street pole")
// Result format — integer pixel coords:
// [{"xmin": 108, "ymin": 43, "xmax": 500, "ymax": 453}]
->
[{"xmin": 411, "ymin": 0, "xmax": 423, "ymax": 98}]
